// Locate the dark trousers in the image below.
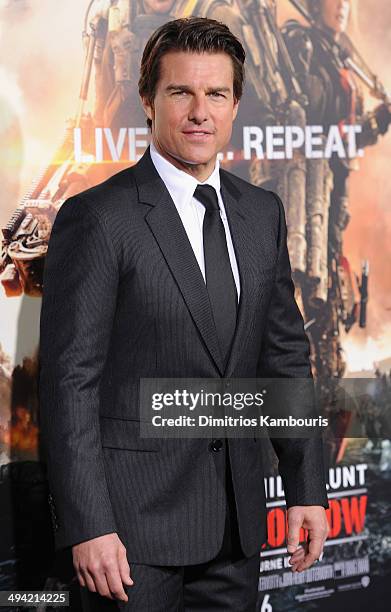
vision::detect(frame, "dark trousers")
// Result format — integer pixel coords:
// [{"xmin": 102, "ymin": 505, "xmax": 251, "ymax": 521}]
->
[{"xmin": 80, "ymin": 442, "xmax": 260, "ymax": 611}]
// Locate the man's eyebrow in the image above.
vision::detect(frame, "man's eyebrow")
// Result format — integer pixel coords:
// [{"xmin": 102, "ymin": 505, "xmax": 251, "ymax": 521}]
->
[
  {"xmin": 165, "ymin": 84, "xmax": 232, "ymax": 93},
  {"xmin": 165, "ymin": 84, "xmax": 192, "ymax": 92},
  {"xmin": 206, "ymin": 86, "xmax": 231, "ymax": 94}
]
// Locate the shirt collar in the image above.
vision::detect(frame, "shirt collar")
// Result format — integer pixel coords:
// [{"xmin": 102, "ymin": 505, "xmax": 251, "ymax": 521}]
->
[{"xmin": 149, "ymin": 140, "xmax": 221, "ymax": 211}]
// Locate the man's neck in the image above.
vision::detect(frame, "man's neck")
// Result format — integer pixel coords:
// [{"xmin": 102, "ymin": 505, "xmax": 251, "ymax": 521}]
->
[{"xmin": 151, "ymin": 137, "xmax": 217, "ymax": 182}]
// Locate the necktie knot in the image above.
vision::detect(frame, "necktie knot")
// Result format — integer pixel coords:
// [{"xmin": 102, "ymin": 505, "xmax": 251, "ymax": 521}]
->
[{"xmin": 194, "ymin": 184, "xmax": 220, "ymax": 213}]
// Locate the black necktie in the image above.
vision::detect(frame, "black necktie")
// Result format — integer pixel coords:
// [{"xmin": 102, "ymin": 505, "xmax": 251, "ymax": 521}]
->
[{"xmin": 194, "ymin": 184, "xmax": 238, "ymax": 367}]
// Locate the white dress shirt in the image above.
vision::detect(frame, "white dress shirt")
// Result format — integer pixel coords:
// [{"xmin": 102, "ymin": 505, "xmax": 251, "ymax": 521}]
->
[{"xmin": 149, "ymin": 141, "xmax": 241, "ymax": 301}]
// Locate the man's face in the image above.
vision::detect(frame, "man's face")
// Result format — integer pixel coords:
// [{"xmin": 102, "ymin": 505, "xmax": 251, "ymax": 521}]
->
[
  {"xmin": 141, "ymin": 51, "xmax": 239, "ymax": 177},
  {"xmin": 320, "ymin": 0, "xmax": 350, "ymax": 34}
]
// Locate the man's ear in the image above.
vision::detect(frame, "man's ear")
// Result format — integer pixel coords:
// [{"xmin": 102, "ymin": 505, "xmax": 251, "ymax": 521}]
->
[{"xmin": 141, "ymin": 96, "xmax": 154, "ymax": 123}]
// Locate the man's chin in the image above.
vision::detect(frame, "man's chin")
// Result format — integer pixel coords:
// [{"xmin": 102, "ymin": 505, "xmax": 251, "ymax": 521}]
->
[{"xmin": 169, "ymin": 148, "xmax": 216, "ymax": 167}]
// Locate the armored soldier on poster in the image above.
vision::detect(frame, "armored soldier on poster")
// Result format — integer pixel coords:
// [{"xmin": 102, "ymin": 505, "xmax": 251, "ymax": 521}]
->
[
  {"xmin": 281, "ymin": 0, "xmax": 391, "ymax": 380},
  {"xmin": 178, "ymin": 0, "xmax": 307, "ymax": 181},
  {"xmin": 0, "ymin": 0, "xmax": 177, "ymax": 298},
  {"xmin": 92, "ymin": 0, "xmax": 176, "ymax": 130}
]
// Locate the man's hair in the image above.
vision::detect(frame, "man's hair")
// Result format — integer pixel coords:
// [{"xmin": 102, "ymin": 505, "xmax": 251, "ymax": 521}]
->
[{"xmin": 138, "ymin": 17, "xmax": 246, "ymax": 128}]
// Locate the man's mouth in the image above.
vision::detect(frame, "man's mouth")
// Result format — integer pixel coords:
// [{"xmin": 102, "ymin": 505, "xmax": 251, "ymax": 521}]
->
[{"xmin": 182, "ymin": 130, "xmax": 213, "ymax": 135}]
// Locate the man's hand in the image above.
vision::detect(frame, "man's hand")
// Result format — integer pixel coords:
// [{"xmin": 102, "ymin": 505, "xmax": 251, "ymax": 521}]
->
[
  {"xmin": 72, "ymin": 532, "xmax": 133, "ymax": 601},
  {"xmin": 286, "ymin": 506, "xmax": 329, "ymax": 572}
]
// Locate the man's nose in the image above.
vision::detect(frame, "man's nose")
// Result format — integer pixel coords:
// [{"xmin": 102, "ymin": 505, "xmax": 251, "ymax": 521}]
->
[{"xmin": 188, "ymin": 94, "xmax": 209, "ymax": 123}]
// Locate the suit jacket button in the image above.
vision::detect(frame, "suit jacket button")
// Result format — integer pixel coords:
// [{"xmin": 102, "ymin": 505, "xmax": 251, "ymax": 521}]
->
[{"xmin": 210, "ymin": 439, "xmax": 223, "ymax": 452}]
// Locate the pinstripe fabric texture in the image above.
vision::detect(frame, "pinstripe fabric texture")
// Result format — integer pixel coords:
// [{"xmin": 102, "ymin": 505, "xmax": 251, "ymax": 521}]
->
[{"xmin": 38, "ymin": 146, "xmax": 329, "ymax": 565}]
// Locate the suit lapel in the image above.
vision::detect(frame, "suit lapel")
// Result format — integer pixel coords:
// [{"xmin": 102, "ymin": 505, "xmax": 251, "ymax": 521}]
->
[{"xmin": 219, "ymin": 173, "xmax": 261, "ymax": 377}]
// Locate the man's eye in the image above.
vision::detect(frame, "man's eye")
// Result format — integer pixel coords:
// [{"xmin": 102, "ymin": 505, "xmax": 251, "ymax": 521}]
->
[
  {"xmin": 172, "ymin": 91, "xmax": 187, "ymax": 96},
  {"xmin": 209, "ymin": 92, "xmax": 224, "ymax": 98}
]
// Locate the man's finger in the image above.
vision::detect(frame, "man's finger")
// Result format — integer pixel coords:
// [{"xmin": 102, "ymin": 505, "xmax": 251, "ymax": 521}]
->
[
  {"xmin": 118, "ymin": 548, "xmax": 134, "ymax": 586},
  {"xmin": 80, "ymin": 568, "xmax": 98, "ymax": 595},
  {"xmin": 105, "ymin": 565, "xmax": 129, "ymax": 602},
  {"xmin": 75, "ymin": 571, "xmax": 86, "ymax": 588},
  {"xmin": 288, "ymin": 546, "xmax": 305, "ymax": 565},
  {"xmin": 289, "ymin": 542, "xmax": 307, "ymax": 571},
  {"xmin": 286, "ymin": 515, "xmax": 302, "ymax": 553},
  {"xmin": 289, "ymin": 556, "xmax": 305, "ymax": 569},
  {"xmin": 95, "ymin": 572, "xmax": 116, "ymax": 600},
  {"xmin": 307, "ymin": 532, "xmax": 325, "ymax": 561},
  {"xmin": 295, "ymin": 534, "xmax": 325, "ymax": 572},
  {"xmin": 295, "ymin": 551, "xmax": 319, "ymax": 572}
]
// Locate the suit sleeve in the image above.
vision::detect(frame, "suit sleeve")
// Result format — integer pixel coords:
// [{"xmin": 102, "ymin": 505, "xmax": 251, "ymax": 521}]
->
[
  {"xmin": 39, "ymin": 195, "xmax": 119, "ymax": 550},
  {"xmin": 257, "ymin": 191, "xmax": 329, "ymax": 510}
]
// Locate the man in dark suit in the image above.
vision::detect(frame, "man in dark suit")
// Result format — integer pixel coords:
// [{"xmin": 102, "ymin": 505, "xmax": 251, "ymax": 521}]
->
[{"xmin": 39, "ymin": 16, "xmax": 329, "ymax": 611}]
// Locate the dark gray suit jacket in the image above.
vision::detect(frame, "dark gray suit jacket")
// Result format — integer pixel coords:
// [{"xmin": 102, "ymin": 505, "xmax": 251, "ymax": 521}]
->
[{"xmin": 38, "ymin": 146, "xmax": 328, "ymax": 565}]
